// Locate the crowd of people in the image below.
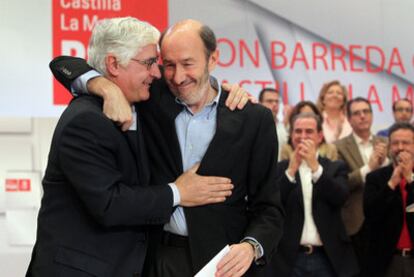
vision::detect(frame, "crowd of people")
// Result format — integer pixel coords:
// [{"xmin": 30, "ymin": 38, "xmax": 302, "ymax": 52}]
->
[
  {"xmin": 26, "ymin": 16, "xmax": 414, "ymax": 277},
  {"xmin": 259, "ymin": 85, "xmax": 414, "ymax": 277}
]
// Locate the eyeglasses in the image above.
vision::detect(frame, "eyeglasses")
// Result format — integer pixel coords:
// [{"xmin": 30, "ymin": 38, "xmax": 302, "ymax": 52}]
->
[
  {"xmin": 130, "ymin": 56, "xmax": 159, "ymax": 70},
  {"xmin": 350, "ymin": 109, "xmax": 372, "ymax": 117},
  {"xmin": 263, "ymin": 99, "xmax": 279, "ymax": 104},
  {"xmin": 395, "ymin": 107, "xmax": 413, "ymax": 113}
]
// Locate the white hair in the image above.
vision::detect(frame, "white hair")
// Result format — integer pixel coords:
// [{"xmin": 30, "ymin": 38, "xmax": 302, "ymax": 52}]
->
[{"xmin": 87, "ymin": 17, "xmax": 160, "ymax": 75}]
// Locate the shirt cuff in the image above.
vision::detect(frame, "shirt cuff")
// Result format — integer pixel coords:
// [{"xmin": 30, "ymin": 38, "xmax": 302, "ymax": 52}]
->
[
  {"xmin": 242, "ymin": 237, "xmax": 264, "ymax": 261},
  {"xmin": 167, "ymin": 182, "xmax": 180, "ymax": 207},
  {"xmin": 311, "ymin": 165, "xmax": 323, "ymax": 183},
  {"xmin": 285, "ymin": 170, "xmax": 296, "ymax": 183},
  {"xmin": 360, "ymin": 164, "xmax": 370, "ymax": 183},
  {"xmin": 71, "ymin": 70, "xmax": 101, "ymax": 95}
]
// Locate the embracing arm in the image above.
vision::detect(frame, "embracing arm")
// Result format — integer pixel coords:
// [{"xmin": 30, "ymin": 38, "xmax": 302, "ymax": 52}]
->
[
  {"xmin": 50, "ymin": 56, "xmax": 95, "ymax": 93},
  {"xmin": 50, "ymin": 56, "xmax": 252, "ymax": 130},
  {"xmin": 50, "ymin": 56, "xmax": 133, "ymax": 129}
]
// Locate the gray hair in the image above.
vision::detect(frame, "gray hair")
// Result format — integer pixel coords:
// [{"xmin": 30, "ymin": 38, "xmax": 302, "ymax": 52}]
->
[
  {"xmin": 87, "ymin": 17, "xmax": 160, "ymax": 75},
  {"xmin": 291, "ymin": 112, "xmax": 323, "ymax": 133}
]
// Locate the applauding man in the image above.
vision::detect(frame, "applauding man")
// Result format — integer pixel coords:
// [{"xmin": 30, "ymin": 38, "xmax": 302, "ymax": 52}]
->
[{"xmin": 271, "ymin": 112, "xmax": 358, "ymax": 277}]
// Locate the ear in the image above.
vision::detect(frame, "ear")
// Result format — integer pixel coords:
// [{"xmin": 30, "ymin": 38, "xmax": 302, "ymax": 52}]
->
[
  {"xmin": 317, "ymin": 131, "xmax": 324, "ymax": 145},
  {"xmin": 105, "ymin": 54, "xmax": 120, "ymax": 77},
  {"xmin": 207, "ymin": 49, "xmax": 219, "ymax": 72}
]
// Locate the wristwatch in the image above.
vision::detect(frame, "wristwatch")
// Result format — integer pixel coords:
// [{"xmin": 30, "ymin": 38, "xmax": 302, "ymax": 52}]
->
[{"xmin": 243, "ymin": 239, "xmax": 261, "ymax": 261}]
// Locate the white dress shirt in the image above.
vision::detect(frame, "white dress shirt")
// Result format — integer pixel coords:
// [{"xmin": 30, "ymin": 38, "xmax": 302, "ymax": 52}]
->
[
  {"xmin": 286, "ymin": 159, "xmax": 323, "ymax": 246},
  {"xmin": 353, "ymin": 133, "xmax": 389, "ymax": 183}
]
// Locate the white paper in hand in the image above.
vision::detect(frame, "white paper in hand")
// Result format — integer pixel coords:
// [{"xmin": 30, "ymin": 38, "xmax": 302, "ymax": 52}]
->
[
  {"xmin": 406, "ymin": 203, "xmax": 414, "ymax": 213},
  {"xmin": 194, "ymin": 245, "xmax": 230, "ymax": 277}
]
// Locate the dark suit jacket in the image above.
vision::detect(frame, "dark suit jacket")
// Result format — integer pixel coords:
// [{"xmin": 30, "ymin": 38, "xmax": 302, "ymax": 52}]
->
[
  {"xmin": 364, "ymin": 165, "xmax": 414, "ymax": 276},
  {"xmin": 271, "ymin": 158, "xmax": 359, "ymax": 277},
  {"xmin": 49, "ymin": 56, "xmax": 285, "ymax": 276},
  {"xmin": 335, "ymin": 134, "xmax": 387, "ymax": 235},
  {"xmin": 27, "ymin": 95, "xmax": 173, "ymax": 277}
]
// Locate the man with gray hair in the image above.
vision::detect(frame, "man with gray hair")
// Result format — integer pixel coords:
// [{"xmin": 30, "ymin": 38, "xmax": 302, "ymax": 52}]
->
[{"xmin": 26, "ymin": 17, "xmax": 234, "ymax": 277}]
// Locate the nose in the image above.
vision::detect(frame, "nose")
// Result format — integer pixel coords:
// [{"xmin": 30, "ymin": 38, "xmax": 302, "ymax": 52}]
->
[
  {"xmin": 299, "ymin": 131, "xmax": 308, "ymax": 140},
  {"xmin": 150, "ymin": 63, "xmax": 161, "ymax": 79},
  {"xmin": 173, "ymin": 65, "xmax": 185, "ymax": 85}
]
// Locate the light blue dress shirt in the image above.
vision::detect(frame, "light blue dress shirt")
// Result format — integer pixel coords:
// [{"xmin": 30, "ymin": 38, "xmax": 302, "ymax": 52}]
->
[{"xmin": 163, "ymin": 84, "xmax": 221, "ymax": 236}]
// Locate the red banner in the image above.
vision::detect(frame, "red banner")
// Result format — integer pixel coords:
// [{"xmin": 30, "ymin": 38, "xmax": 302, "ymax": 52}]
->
[
  {"xmin": 5, "ymin": 179, "xmax": 31, "ymax": 192},
  {"xmin": 52, "ymin": 0, "xmax": 168, "ymax": 105}
]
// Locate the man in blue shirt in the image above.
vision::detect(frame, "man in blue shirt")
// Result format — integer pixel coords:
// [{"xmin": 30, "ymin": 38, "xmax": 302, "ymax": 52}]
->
[{"xmin": 377, "ymin": 99, "xmax": 413, "ymax": 137}]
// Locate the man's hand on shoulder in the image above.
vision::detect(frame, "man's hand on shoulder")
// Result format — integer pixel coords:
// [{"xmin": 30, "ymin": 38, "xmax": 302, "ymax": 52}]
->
[{"xmin": 222, "ymin": 83, "xmax": 254, "ymax": 111}]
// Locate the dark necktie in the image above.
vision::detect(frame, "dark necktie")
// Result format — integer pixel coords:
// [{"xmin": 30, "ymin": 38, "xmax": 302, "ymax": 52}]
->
[
  {"xmin": 135, "ymin": 114, "xmax": 150, "ymax": 186},
  {"xmin": 126, "ymin": 114, "xmax": 150, "ymax": 186}
]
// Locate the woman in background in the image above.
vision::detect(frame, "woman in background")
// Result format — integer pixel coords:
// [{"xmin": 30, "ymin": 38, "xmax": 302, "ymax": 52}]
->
[{"xmin": 316, "ymin": 80, "xmax": 352, "ymax": 143}]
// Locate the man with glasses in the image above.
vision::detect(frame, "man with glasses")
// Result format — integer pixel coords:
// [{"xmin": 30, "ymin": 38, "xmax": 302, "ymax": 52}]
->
[
  {"xmin": 335, "ymin": 97, "xmax": 388, "ymax": 275},
  {"xmin": 259, "ymin": 88, "xmax": 288, "ymax": 161},
  {"xmin": 377, "ymin": 99, "xmax": 413, "ymax": 138}
]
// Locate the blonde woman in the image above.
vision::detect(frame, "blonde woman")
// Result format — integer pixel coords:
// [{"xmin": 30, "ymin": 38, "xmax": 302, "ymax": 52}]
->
[{"xmin": 316, "ymin": 80, "xmax": 352, "ymax": 143}]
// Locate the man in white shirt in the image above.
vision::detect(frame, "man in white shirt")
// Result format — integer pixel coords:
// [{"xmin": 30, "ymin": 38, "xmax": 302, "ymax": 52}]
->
[
  {"xmin": 335, "ymin": 97, "xmax": 388, "ymax": 275},
  {"xmin": 258, "ymin": 88, "xmax": 288, "ymax": 161},
  {"xmin": 271, "ymin": 112, "xmax": 358, "ymax": 277}
]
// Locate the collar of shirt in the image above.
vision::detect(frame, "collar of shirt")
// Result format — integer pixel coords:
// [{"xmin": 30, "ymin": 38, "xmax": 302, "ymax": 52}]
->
[
  {"xmin": 174, "ymin": 76, "xmax": 222, "ymax": 116},
  {"xmin": 352, "ymin": 132, "xmax": 373, "ymax": 146},
  {"xmin": 128, "ymin": 105, "xmax": 137, "ymax": 131}
]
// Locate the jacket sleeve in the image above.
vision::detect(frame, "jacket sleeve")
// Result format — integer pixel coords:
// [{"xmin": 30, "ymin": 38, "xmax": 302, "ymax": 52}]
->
[
  {"xmin": 335, "ymin": 143, "xmax": 364, "ymax": 192},
  {"xmin": 363, "ymin": 169, "xmax": 399, "ymax": 223},
  {"xmin": 50, "ymin": 56, "xmax": 94, "ymax": 93},
  {"xmin": 243, "ymin": 108, "xmax": 285, "ymax": 264},
  {"xmin": 59, "ymin": 111, "xmax": 173, "ymax": 227},
  {"xmin": 314, "ymin": 160, "xmax": 350, "ymax": 208}
]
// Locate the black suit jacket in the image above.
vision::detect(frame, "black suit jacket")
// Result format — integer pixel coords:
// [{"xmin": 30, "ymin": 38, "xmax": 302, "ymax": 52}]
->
[
  {"xmin": 49, "ymin": 56, "xmax": 285, "ymax": 276},
  {"xmin": 27, "ymin": 96, "xmax": 173, "ymax": 277},
  {"xmin": 364, "ymin": 165, "xmax": 414, "ymax": 276},
  {"xmin": 141, "ymin": 79, "xmax": 284, "ymax": 275},
  {"xmin": 271, "ymin": 158, "xmax": 359, "ymax": 277}
]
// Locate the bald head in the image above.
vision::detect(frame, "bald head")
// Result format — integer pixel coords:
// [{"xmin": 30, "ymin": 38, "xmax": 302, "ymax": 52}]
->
[
  {"xmin": 166, "ymin": 19, "xmax": 203, "ymax": 34},
  {"xmin": 160, "ymin": 19, "xmax": 217, "ymax": 60}
]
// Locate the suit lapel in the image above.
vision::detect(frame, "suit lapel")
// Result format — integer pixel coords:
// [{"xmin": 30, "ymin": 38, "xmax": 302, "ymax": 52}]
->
[
  {"xmin": 197, "ymin": 91, "xmax": 242, "ymax": 175},
  {"xmin": 123, "ymin": 130, "xmax": 141, "ymax": 179},
  {"xmin": 157, "ymin": 92, "xmax": 184, "ymax": 174},
  {"xmin": 296, "ymin": 171, "xmax": 305, "ymax": 210},
  {"xmin": 345, "ymin": 135, "xmax": 365, "ymax": 168},
  {"xmin": 136, "ymin": 114, "xmax": 150, "ymax": 185}
]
